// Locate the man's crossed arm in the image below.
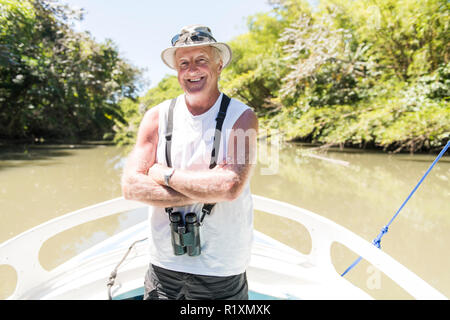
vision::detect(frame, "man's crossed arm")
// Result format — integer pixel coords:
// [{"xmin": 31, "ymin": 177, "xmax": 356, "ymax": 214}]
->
[{"xmin": 121, "ymin": 107, "xmax": 258, "ymax": 207}]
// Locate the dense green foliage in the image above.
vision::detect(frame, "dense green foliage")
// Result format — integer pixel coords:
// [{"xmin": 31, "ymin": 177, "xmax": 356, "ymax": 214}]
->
[
  {"xmin": 116, "ymin": 0, "xmax": 448, "ymax": 153},
  {"xmin": 113, "ymin": 75, "xmax": 182, "ymax": 146},
  {"xmin": 231, "ymin": 0, "xmax": 449, "ymax": 153},
  {"xmin": 0, "ymin": 0, "xmax": 141, "ymax": 141},
  {"xmin": 2, "ymin": 0, "xmax": 448, "ymax": 152}
]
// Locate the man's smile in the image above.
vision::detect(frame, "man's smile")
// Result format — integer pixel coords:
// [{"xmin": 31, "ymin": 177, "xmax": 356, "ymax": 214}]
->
[
  {"xmin": 185, "ymin": 76, "xmax": 207, "ymax": 92},
  {"xmin": 187, "ymin": 77, "xmax": 204, "ymax": 83}
]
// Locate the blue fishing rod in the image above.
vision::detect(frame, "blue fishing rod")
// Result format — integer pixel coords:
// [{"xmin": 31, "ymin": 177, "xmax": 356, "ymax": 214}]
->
[{"xmin": 341, "ymin": 141, "xmax": 450, "ymax": 277}]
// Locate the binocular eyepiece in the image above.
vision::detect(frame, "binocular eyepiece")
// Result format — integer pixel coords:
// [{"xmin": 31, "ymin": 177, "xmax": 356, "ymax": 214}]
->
[{"xmin": 169, "ymin": 212, "xmax": 201, "ymax": 256}]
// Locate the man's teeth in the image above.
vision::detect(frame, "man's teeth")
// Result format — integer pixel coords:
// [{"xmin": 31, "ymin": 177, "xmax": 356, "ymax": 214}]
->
[{"xmin": 189, "ymin": 78, "xmax": 202, "ymax": 82}]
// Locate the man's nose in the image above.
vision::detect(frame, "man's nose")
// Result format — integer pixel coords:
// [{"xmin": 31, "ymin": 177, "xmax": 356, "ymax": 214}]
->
[{"xmin": 187, "ymin": 62, "xmax": 199, "ymax": 73}]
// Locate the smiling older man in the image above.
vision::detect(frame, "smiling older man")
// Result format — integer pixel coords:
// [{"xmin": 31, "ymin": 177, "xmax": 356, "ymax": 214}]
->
[{"xmin": 121, "ymin": 25, "xmax": 258, "ymax": 300}]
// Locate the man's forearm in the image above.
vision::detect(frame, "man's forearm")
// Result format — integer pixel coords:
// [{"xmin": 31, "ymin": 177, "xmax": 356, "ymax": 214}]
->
[
  {"xmin": 122, "ymin": 172, "xmax": 196, "ymax": 207},
  {"xmin": 172, "ymin": 167, "xmax": 244, "ymax": 202},
  {"xmin": 148, "ymin": 164, "xmax": 252, "ymax": 203}
]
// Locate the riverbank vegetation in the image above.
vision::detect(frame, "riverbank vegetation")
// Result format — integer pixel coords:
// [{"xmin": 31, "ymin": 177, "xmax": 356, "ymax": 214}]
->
[
  {"xmin": 114, "ymin": 0, "xmax": 449, "ymax": 153},
  {"xmin": 1, "ymin": 0, "xmax": 448, "ymax": 153},
  {"xmin": 0, "ymin": 0, "xmax": 142, "ymax": 141}
]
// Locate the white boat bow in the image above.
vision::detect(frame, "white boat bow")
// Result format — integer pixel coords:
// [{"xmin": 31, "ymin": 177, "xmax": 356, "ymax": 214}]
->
[{"xmin": 0, "ymin": 195, "xmax": 446, "ymax": 300}]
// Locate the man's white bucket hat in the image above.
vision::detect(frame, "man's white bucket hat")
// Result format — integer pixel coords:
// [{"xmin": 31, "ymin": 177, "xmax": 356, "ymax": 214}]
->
[{"xmin": 161, "ymin": 24, "xmax": 233, "ymax": 70}]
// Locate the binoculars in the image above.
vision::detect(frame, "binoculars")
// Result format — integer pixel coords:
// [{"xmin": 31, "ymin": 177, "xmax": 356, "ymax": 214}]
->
[{"xmin": 169, "ymin": 212, "xmax": 201, "ymax": 256}]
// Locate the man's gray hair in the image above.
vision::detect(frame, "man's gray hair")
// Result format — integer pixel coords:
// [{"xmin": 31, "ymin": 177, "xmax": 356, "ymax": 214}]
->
[{"xmin": 210, "ymin": 46, "xmax": 223, "ymax": 65}]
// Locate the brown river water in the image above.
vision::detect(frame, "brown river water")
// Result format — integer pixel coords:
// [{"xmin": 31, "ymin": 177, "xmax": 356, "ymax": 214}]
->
[{"xmin": 0, "ymin": 142, "xmax": 449, "ymax": 299}]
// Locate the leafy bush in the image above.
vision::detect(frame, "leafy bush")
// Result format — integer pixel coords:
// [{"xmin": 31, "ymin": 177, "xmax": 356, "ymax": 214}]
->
[
  {"xmin": 113, "ymin": 0, "xmax": 449, "ymax": 153},
  {"xmin": 113, "ymin": 75, "xmax": 183, "ymax": 146},
  {"xmin": 0, "ymin": 0, "xmax": 142, "ymax": 141}
]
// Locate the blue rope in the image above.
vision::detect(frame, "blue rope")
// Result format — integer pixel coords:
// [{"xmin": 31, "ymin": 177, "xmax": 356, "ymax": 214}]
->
[{"xmin": 341, "ymin": 141, "xmax": 450, "ymax": 277}]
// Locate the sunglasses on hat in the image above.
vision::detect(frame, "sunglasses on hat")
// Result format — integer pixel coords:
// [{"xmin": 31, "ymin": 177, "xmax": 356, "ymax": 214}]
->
[
  {"xmin": 171, "ymin": 30, "xmax": 217, "ymax": 46},
  {"xmin": 161, "ymin": 25, "xmax": 232, "ymax": 70}
]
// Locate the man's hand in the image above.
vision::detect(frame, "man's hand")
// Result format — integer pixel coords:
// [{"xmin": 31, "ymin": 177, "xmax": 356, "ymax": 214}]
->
[{"xmin": 147, "ymin": 163, "xmax": 171, "ymax": 186}]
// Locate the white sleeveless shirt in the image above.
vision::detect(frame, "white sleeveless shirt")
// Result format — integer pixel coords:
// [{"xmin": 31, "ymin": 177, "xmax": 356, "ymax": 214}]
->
[{"xmin": 147, "ymin": 93, "xmax": 254, "ymax": 276}]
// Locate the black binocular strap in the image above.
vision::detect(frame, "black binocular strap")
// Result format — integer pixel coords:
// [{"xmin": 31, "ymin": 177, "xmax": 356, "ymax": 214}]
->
[
  {"xmin": 164, "ymin": 94, "xmax": 231, "ymax": 221},
  {"xmin": 165, "ymin": 98, "xmax": 176, "ymax": 168}
]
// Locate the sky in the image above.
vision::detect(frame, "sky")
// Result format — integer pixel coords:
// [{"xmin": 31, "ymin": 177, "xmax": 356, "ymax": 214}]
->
[{"xmin": 63, "ymin": 0, "xmax": 274, "ymax": 93}]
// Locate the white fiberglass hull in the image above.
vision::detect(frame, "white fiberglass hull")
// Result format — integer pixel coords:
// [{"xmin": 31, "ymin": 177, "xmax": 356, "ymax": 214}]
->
[{"xmin": 0, "ymin": 196, "xmax": 446, "ymax": 300}]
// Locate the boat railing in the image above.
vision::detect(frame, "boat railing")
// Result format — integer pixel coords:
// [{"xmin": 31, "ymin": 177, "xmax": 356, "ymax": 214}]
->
[
  {"xmin": 0, "ymin": 198, "xmax": 144, "ymax": 299},
  {"xmin": 0, "ymin": 195, "xmax": 447, "ymax": 300},
  {"xmin": 252, "ymin": 195, "xmax": 446, "ymax": 299}
]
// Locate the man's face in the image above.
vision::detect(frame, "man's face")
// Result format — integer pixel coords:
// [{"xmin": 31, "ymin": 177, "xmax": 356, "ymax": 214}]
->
[{"xmin": 174, "ymin": 46, "xmax": 222, "ymax": 97}]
